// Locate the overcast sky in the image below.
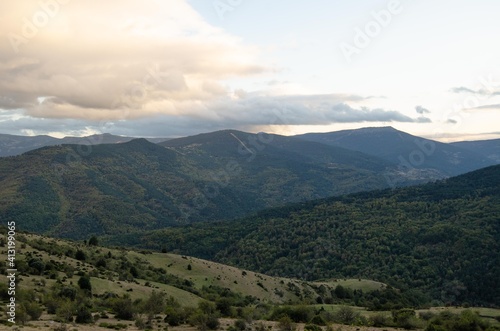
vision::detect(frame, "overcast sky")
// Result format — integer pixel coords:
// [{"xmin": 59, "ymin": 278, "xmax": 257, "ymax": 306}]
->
[{"xmin": 1, "ymin": 0, "xmax": 499, "ymax": 141}]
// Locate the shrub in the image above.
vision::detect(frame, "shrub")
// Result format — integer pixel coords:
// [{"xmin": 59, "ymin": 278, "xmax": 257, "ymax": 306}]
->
[
  {"xmin": 392, "ymin": 309, "xmax": 419, "ymax": 330},
  {"xmin": 58, "ymin": 286, "xmax": 77, "ymax": 301},
  {"xmin": 165, "ymin": 307, "xmax": 185, "ymax": 326},
  {"xmin": 278, "ymin": 316, "xmax": 296, "ymax": 331},
  {"xmin": 190, "ymin": 313, "xmax": 220, "ymax": 331},
  {"xmin": 78, "ymin": 275, "xmax": 92, "ymax": 294},
  {"xmin": 334, "ymin": 306, "xmax": 358, "ymax": 325},
  {"xmin": 310, "ymin": 315, "xmax": 327, "ymax": 326},
  {"xmin": 75, "ymin": 250, "xmax": 86, "ymax": 261},
  {"xmin": 113, "ymin": 297, "xmax": 135, "ymax": 320},
  {"xmin": 52, "ymin": 324, "xmax": 68, "ymax": 331},
  {"xmin": 24, "ymin": 301, "xmax": 43, "ymax": 320},
  {"xmin": 234, "ymin": 319, "xmax": 247, "ymax": 331},
  {"xmin": 419, "ymin": 311, "xmax": 436, "ymax": 321},
  {"xmin": 427, "ymin": 311, "xmax": 482, "ymax": 331},
  {"xmin": 56, "ymin": 300, "xmax": 75, "ymax": 323},
  {"xmin": 305, "ymin": 324, "xmax": 322, "ymax": 331},
  {"xmin": 369, "ymin": 313, "xmax": 389, "ymax": 327},
  {"xmin": 75, "ymin": 305, "xmax": 93, "ymax": 324}
]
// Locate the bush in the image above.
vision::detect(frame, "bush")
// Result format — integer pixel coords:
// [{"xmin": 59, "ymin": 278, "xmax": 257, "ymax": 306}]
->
[
  {"xmin": 426, "ymin": 310, "xmax": 490, "ymax": 331},
  {"xmin": 310, "ymin": 315, "xmax": 327, "ymax": 326},
  {"xmin": 75, "ymin": 250, "xmax": 86, "ymax": 261},
  {"xmin": 305, "ymin": 324, "xmax": 322, "ymax": 331},
  {"xmin": 16, "ymin": 304, "xmax": 29, "ymax": 325},
  {"xmin": 52, "ymin": 324, "xmax": 68, "ymax": 331},
  {"xmin": 419, "ymin": 311, "xmax": 436, "ymax": 321},
  {"xmin": 113, "ymin": 297, "xmax": 135, "ymax": 320},
  {"xmin": 369, "ymin": 313, "xmax": 389, "ymax": 327},
  {"xmin": 270, "ymin": 305, "xmax": 314, "ymax": 323},
  {"xmin": 334, "ymin": 306, "xmax": 358, "ymax": 325},
  {"xmin": 165, "ymin": 307, "xmax": 185, "ymax": 326},
  {"xmin": 24, "ymin": 301, "xmax": 43, "ymax": 320},
  {"xmin": 78, "ymin": 275, "xmax": 92, "ymax": 294},
  {"xmin": 234, "ymin": 319, "xmax": 247, "ymax": 331},
  {"xmin": 88, "ymin": 236, "xmax": 99, "ymax": 246},
  {"xmin": 135, "ymin": 316, "xmax": 147, "ymax": 330},
  {"xmin": 278, "ymin": 316, "xmax": 296, "ymax": 331},
  {"xmin": 216, "ymin": 298, "xmax": 233, "ymax": 317},
  {"xmin": 190, "ymin": 313, "xmax": 220, "ymax": 331},
  {"xmin": 392, "ymin": 309, "xmax": 419, "ymax": 330},
  {"xmin": 56, "ymin": 300, "xmax": 75, "ymax": 323},
  {"xmin": 45, "ymin": 294, "xmax": 61, "ymax": 314},
  {"xmin": 75, "ymin": 305, "xmax": 93, "ymax": 324},
  {"xmin": 206, "ymin": 316, "xmax": 220, "ymax": 330}
]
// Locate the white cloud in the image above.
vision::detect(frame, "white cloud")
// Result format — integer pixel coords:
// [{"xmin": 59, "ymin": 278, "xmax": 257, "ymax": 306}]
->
[
  {"xmin": 0, "ymin": 0, "xmax": 266, "ymax": 121},
  {"xmin": 0, "ymin": 1, "xmax": 438, "ymax": 138}
]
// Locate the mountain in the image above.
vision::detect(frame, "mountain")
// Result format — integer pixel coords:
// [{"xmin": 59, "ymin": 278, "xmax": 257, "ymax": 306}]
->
[
  {"xmin": 0, "ymin": 133, "xmax": 59, "ymax": 157},
  {"xmin": 109, "ymin": 165, "xmax": 500, "ymax": 306},
  {"xmin": 296, "ymin": 127, "xmax": 497, "ymax": 177},
  {"xmin": 0, "ymin": 133, "xmax": 170, "ymax": 157},
  {"xmin": 1, "ymin": 130, "xmax": 413, "ymax": 239},
  {"xmin": 451, "ymin": 138, "xmax": 500, "ymax": 163}
]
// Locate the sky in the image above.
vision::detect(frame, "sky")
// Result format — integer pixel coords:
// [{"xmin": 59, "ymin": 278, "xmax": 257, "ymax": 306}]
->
[{"xmin": 1, "ymin": 0, "xmax": 500, "ymax": 141}]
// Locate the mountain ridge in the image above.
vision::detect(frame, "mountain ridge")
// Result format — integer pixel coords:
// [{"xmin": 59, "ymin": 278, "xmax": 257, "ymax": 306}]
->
[
  {"xmin": 296, "ymin": 126, "xmax": 497, "ymax": 176},
  {"xmin": 1, "ymin": 131, "xmax": 409, "ymax": 239},
  {"xmin": 0, "ymin": 132, "xmax": 171, "ymax": 157},
  {"xmin": 104, "ymin": 164, "xmax": 500, "ymax": 306}
]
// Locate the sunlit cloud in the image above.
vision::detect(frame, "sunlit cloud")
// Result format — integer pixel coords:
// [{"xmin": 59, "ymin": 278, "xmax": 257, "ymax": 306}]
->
[{"xmin": 0, "ymin": 0, "xmax": 267, "ymax": 122}]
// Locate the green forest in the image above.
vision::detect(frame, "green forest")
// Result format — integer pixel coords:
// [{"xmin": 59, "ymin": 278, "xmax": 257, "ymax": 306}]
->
[
  {"xmin": 104, "ymin": 165, "xmax": 500, "ymax": 307},
  {"xmin": 0, "ymin": 132, "xmax": 414, "ymax": 239}
]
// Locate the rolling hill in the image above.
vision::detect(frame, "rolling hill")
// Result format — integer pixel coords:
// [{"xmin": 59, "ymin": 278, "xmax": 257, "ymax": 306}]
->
[
  {"xmin": 0, "ymin": 230, "xmax": 392, "ymax": 306},
  {"xmin": 296, "ymin": 127, "xmax": 497, "ymax": 176},
  {"xmin": 0, "ymin": 133, "xmax": 170, "ymax": 157},
  {"xmin": 1, "ymin": 130, "xmax": 415, "ymax": 239},
  {"xmin": 106, "ymin": 165, "xmax": 500, "ymax": 306}
]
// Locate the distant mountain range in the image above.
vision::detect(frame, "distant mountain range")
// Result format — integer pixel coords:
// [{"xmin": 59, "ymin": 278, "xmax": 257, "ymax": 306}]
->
[
  {"xmin": 2, "ymin": 127, "xmax": 497, "ymax": 178},
  {"xmin": 1, "ymin": 127, "xmax": 498, "ymax": 240},
  {"xmin": 450, "ymin": 138, "xmax": 500, "ymax": 163},
  {"xmin": 0, "ymin": 133, "xmax": 170, "ymax": 157},
  {"xmin": 296, "ymin": 126, "xmax": 496, "ymax": 176},
  {"xmin": 1, "ymin": 130, "xmax": 410, "ymax": 239}
]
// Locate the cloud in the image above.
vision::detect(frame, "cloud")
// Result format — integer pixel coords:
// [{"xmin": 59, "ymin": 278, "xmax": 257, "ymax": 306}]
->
[
  {"xmin": 415, "ymin": 117, "xmax": 432, "ymax": 123},
  {"xmin": 412, "ymin": 106, "xmax": 432, "ymax": 123},
  {"xmin": 415, "ymin": 105, "xmax": 431, "ymax": 114},
  {"xmin": 424, "ymin": 132, "xmax": 500, "ymax": 142},
  {"xmin": 447, "ymin": 119, "xmax": 458, "ymax": 124},
  {"xmin": 470, "ymin": 104, "xmax": 500, "ymax": 110},
  {"xmin": 450, "ymin": 86, "xmax": 500, "ymax": 96},
  {"xmin": 0, "ymin": 92, "xmax": 430, "ymax": 137},
  {"xmin": 0, "ymin": 0, "xmax": 267, "ymax": 120},
  {"xmin": 450, "ymin": 87, "xmax": 478, "ymax": 94},
  {"xmin": 0, "ymin": 1, "xmax": 431, "ymax": 138}
]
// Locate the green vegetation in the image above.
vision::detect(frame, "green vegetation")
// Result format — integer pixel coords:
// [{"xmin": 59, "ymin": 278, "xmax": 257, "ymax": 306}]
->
[
  {"xmin": 1, "ymin": 131, "xmax": 418, "ymax": 239},
  {"xmin": 1, "ymin": 131, "xmax": 499, "ymax": 329},
  {"xmin": 105, "ymin": 165, "xmax": 500, "ymax": 307},
  {"xmin": 0, "ymin": 230, "xmax": 499, "ymax": 331}
]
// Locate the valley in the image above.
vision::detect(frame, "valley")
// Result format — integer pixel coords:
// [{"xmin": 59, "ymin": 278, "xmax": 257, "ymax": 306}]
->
[{"xmin": 1, "ymin": 127, "xmax": 499, "ymax": 330}]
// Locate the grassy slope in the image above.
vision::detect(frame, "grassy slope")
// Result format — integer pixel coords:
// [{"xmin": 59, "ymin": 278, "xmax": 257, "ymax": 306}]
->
[
  {"xmin": 1, "ymin": 232, "xmax": 383, "ymax": 306},
  {"xmin": 2, "ymin": 232, "xmax": 500, "ymax": 330}
]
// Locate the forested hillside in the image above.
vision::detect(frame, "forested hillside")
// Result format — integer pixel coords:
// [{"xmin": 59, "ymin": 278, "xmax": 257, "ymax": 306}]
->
[
  {"xmin": 106, "ymin": 165, "xmax": 500, "ymax": 306},
  {"xmin": 1, "ymin": 131, "xmax": 409, "ymax": 239}
]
